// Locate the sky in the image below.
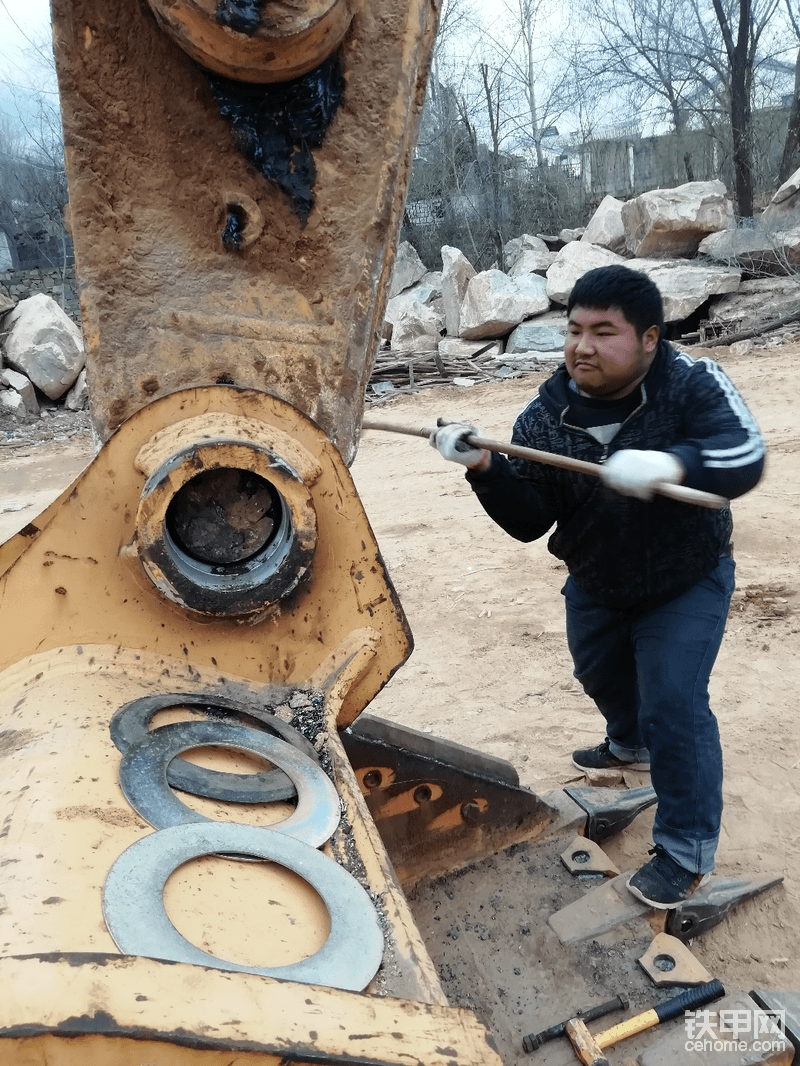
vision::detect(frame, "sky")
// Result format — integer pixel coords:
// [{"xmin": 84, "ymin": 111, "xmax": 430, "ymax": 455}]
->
[
  {"xmin": 0, "ymin": 0, "xmax": 51, "ymax": 79},
  {"xmin": 0, "ymin": 0, "xmax": 55, "ymax": 134}
]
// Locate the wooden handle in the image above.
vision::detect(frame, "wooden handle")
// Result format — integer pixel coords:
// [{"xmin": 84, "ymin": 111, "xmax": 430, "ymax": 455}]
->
[
  {"xmin": 596, "ymin": 1008, "xmax": 660, "ymax": 1049},
  {"xmin": 361, "ymin": 419, "xmax": 727, "ymax": 511}
]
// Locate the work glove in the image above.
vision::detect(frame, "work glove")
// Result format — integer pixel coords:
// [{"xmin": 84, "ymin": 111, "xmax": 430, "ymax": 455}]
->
[
  {"xmin": 429, "ymin": 419, "xmax": 487, "ymax": 468},
  {"xmin": 601, "ymin": 450, "xmax": 684, "ymax": 500}
]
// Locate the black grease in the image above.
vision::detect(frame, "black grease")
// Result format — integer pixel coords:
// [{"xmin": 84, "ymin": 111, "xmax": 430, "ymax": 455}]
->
[
  {"xmin": 215, "ymin": 0, "xmax": 263, "ymax": 35},
  {"xmin": 209, "ymin": 52, "xmax": 345, "ymax": 227},
  {"xmin": 221, "ymin": 208, "xmax": 245, "ymax": 250}
]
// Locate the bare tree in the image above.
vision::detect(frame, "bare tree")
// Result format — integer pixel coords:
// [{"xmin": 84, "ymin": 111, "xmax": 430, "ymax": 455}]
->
[
  {"xmin": 706, "ymin": 0, "xmax": 780, "ymax": 215},
  {"xmin": 779, "ymin": 0, "xmax": 800, "ymax": 182},
  {"xmin": 582, "ymin": 0, "xmax": 784, "ymax": 212},
  {"xmin": 0, "ymin": 25, "xmax": 71, "ymax": 280},
  {"xmin": 579, "ymin": 0, "xmax": 716, "ymax": 184}
]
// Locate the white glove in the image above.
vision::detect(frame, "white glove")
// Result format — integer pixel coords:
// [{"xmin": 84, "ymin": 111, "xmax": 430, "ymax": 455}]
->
[
  {"xmin": 601, "ymin": 450, "xmax": 684, "ymax": 500},
  {"xmin": 430, "ymin": 421, "xmax": 486, "ymax": 468}
]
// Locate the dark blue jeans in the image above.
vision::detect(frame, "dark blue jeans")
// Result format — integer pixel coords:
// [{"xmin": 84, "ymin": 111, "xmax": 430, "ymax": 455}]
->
[{"xmin": 563, "ymin": 556, "xmax": 735, "ymax": 874}]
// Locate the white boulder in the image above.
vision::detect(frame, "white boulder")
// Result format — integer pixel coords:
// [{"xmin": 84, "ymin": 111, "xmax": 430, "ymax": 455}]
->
[
  {"xmin": 699, "ymin": 222, "xmax": 800, "ymax": 271},
  {"xmin": 707, "ymin": 277, "xmax": 800, "ymax": 328},
  {"xmin": 621, "ymin": 179, "xmax": 734, "ymax": 257},
  {"xmin": 385, "ymin": 282, "xmax": 440, "ymax": 324},
  {"xmin": 546, "ymin": 242, "xmax": 626, "ymax": 305},
  {"xmin": 0, "ymin": 388, "xmax": 27, "ymax": 421},
  {"xmin": 559, "ymin": 227, "xmax": 585, "ymax": 243},
  {"xmin": 438, "ymin": 337, "xmax": 503, "ymax": 359},
  {"xmin": 390, "ymin": 301, "xmax": 444, "ymax": 353},
  {"xmin": 3, "ymin": 293, "xmax": 85, "ymax": 400},
  {"xmin": 65, "ymin": 368, "xmax": 89, "ymax": 411},
  {"xmin": 389, "ymin": 241, "xmax": 427, "ymax": 298},
  {"xmin": 0, "ymin": 368, "xmax": 39, "ymax": 415},
  {"xmin": 506, "ymin": 321, "xmax": 566, "ymax": 355},
  {"xmin": 460, "ymin": 271, "xmax": 550, "ymax": 340},
  {"xmin": 508, "ymin": 248, "xmax": 557, "ymax": 277},
  {"xmin": 503, "ymin": 234, "xmax": 550, "ymax": 272},
  {"xmin": 441, "ymin": 246, "xmax": 476, "ymax": 337},
  {"xmin": 582, "ymin": 196, "xmax": 626, "ymax": 252},
  {"xmin": 626, "ymin": 258, "xmax": 741, "ymax": 322},
  {"xmin": 762, "ymin": 165, "xmax": 800, "ymax": 222}
]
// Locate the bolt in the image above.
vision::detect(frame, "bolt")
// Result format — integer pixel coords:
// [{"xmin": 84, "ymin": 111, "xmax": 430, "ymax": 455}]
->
[{"xmin": 363, "ymin": 770, "xmax": 382, "ymax": 790}]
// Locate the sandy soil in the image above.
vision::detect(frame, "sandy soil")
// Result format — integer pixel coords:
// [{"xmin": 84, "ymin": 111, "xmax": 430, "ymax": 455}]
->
[{"xmin": 0, "ymin": 339, "xmax": 798, "ymax": 1061}]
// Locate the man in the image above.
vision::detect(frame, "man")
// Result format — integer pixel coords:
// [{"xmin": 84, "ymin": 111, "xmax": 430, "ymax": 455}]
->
[{"xmin": 431, "ymin": 265, "xmax": 764, "ymax": 909}]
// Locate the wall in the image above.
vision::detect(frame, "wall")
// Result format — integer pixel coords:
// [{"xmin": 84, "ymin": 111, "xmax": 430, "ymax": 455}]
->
[
  {"xmin": 584, "ymin": 106, "xmax": 792, "ymax": 203},
  {"xmin": 0, "ymin": 265, "xmax": 81, "ymax": 324}
]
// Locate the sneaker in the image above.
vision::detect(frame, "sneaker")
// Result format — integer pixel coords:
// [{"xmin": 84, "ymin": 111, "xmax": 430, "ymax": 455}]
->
[
  {"xmin": 571, "ymin": 738, "xmax": 650, "ymax": 773},
  {"xmin": 626, "ymin": 845, "xmax": 710, "ymax": 909}
]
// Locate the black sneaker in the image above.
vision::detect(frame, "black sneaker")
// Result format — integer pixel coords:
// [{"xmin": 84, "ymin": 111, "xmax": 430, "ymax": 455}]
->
[
  {"xmin": 571, "ymin": 738, "xmax": 650, "ymax": 773},
  {"xmin": 626, "ymin": 845, "xmax": 709, "ymax": 909}
]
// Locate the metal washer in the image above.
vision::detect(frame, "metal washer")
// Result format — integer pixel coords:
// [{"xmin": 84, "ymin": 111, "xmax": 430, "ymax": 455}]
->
[
  {"xmin": 119, "ymin": 720, "xmax": 340, "ymax": 848},
  {"xmin": 109, "ymin": 692, "xmax": 319, "ymax": 803},
  {"xmin": 102, "ymin": 821, "xmax": 384, "ymax": 991}
]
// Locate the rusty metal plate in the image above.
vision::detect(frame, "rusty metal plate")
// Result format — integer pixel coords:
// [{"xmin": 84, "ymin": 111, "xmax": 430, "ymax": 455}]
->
[
  {"xmin": 119, "ymin": 719, "xmax": 340, "ymax": 846},
  {"xmin": 110, "ymin": 691, "xmax": 319, "ymax": 802}
]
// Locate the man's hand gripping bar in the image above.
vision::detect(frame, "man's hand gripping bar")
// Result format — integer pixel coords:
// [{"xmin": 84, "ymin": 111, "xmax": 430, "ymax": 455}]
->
[{"xmin": 361, "ymin": 419, "xmax": 727, "ymax": 511}]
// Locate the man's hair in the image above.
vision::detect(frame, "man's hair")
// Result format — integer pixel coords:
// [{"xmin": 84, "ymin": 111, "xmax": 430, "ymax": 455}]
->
[{"xmin": 567, "ymin": 265, "xmax": 664, "ymax": 339}]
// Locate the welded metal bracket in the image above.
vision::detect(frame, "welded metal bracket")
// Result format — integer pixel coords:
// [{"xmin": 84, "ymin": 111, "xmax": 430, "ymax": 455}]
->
[{"xmin": 341, "ymin": 713, "xmax": 558, "ymax": 886}]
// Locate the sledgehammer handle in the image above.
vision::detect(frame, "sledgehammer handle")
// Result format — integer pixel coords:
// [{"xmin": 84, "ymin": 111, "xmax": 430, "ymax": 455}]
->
[{"xmin": 361, "ymin": 420, "xmax": 727, "ymax": 511}]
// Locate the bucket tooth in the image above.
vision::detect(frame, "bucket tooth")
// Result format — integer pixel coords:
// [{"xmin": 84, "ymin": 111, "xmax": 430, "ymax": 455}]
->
[
  {"xmin": 564, "ymin": 784, "xmax": 657, "ymax": 841},
  {"xmin": 666, "ymin": 873, "xmax": 785, "ymax": 942}
]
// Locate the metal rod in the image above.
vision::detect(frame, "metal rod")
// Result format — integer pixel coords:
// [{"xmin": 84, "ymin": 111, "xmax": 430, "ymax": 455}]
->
[{"xmin": 361, "ymin": 419, "xmax": 727, "ymax": 511}]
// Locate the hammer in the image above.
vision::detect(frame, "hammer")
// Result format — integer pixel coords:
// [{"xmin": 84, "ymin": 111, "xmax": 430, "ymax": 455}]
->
[
  {"xmin": 565, "ymin": 979, "xmax": 725, "ymax": 1065},
  {"xmin": 522, "ymin": 995, "xmax": 629, "ymax": 1052}
]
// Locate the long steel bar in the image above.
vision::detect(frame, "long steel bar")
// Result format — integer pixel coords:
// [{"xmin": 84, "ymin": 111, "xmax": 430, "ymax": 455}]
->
[{"xmin": 362, "ymin": 419, "xmax": 727, "ymax": 510}]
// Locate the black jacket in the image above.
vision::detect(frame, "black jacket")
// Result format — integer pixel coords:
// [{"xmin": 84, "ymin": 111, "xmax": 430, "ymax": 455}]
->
[{"xmin": 466, "ymin": 341, "xmax": 765, "ymax": 611}]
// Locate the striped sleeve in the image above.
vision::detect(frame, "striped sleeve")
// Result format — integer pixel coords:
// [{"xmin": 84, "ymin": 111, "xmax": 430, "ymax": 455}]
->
[{"xmin": 668, "ymin": 354, "xmax": 765, "ymax": 498}]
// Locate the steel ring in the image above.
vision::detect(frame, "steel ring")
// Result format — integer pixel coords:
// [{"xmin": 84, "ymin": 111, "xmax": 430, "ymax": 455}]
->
[
  {"xmin": 109, "ymin": 693, "xmax": 319, "ymax": 803},
  {"xmin": 102, "ymin": 822, "xmax": 383, "ymax": 991},
  {"xmin": 119, "ymin": 720, "xmax": 340, "ymax": 847}
]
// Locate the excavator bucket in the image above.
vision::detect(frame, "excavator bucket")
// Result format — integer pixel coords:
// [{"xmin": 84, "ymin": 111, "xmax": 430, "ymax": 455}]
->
[{"xmin": 0, "ymin": 1, "xmax": 558, "ymax": 1063}]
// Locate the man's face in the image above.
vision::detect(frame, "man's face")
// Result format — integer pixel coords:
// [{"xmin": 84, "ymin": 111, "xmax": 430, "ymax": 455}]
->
[{"xmin": 565, "ymin": 305, "xmax": 659, "ymax": 399}]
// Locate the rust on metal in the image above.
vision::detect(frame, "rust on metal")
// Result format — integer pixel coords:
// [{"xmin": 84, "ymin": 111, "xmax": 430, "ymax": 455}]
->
[{"xmin": 342, "ymin": 713, "xmax": 558, "ymax": 885}]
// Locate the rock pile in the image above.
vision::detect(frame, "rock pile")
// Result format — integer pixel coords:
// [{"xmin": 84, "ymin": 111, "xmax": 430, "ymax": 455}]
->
[
  {"xmin": 378, "ymin": 171, "xmax": 800, "ymax": 397},
  {"xmin": 4, "ymin": 169, "xmax": 800, "ymax": 422},
  {"xmin": 0, "ymin": 293, "xmax": 88, "ymax": 424}
]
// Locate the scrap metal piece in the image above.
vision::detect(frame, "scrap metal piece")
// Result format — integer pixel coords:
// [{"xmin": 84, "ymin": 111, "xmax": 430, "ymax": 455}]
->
[
  {"xmin": 119, "ymin": 720, "xmax": 340, "ymax": 846},
  {"xmin": 341, "ymin": 713, "xmax": 558, "ymax": 886},
  {"xmin": 560, "ymin": 835, "xmax": 621, "ymax": 878},
  {"xmin": 110, "ymin": 691, "xmax": 319, "ymax": 802},
  {"xmin": 102, "ymin": 821, "xmax": 383, "ymax": 990},
  {"xmin": 563, "ymin": 784, "xmax": 657, "ymax": 841},
  {"xmin": 666, "ymin": 873, "xmax": 785, "ymax": 942},
  {"xmin": 548, "ymin": 872, "xmax": 651, "ymax": 945},
  {"xmin": 638, "ymin": 932, "xmax": 712, "ymax": 987},
  {"xmin": 750, "ymin": 990, "xmax": 800, "ymax": 1060}
]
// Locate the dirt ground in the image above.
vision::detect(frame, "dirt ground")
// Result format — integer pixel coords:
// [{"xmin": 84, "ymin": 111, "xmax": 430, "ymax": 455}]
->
[{"xmin": 1, "ymin": 338, "xmax": 798, "ymax": 1062}]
